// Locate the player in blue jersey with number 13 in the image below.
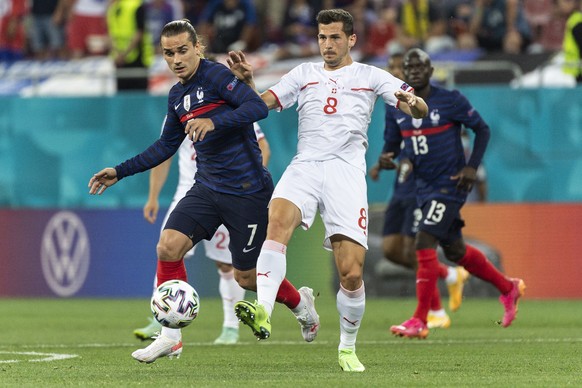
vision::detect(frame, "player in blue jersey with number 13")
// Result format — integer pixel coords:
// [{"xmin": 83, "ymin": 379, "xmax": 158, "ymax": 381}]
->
[
  {"xmin": 379, "ymin": 48, "xmax": 526, "ymax": 339},
  {"xmin": 88, "ymin": 19, "xmax": 317, "ymax": 363}
]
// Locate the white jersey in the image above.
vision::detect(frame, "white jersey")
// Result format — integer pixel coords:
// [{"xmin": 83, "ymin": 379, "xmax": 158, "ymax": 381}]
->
[{"xmin": 269, "ymin": 61, "xmax": 412, "ymax": 172}]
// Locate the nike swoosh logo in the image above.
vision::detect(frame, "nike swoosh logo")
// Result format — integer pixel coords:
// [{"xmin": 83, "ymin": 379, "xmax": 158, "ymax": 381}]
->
[
  {"xmin": 423, "ymin": 220, "xmax": 437, "ymax": 225},
  {"xmin": 242, "ymin": 246, "xmax": 256, "ymax": 253},
  {"xmin": 174, "ymin": 102, "xmax": 181, "ymax": 110},
  {"xmin": 397, "ymin": 118, "xmax": 406, "ymax": 124}
]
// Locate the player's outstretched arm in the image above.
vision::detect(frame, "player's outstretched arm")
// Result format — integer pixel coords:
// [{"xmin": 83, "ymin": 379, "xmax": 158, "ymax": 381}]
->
[
  {"xmin": 395, "ymin": 90, "xmax": 428, "ymax": 118},
  {"xmin": 227, "ymin": 50, "xmax": 280, "ymax": 110},
  {"xmin": 88, "ymin": 167, "xmax": 118, "ymax": 195},
  {"xmin": 227, "ymin": 50, "xmax": 256, "ymax": 90}
]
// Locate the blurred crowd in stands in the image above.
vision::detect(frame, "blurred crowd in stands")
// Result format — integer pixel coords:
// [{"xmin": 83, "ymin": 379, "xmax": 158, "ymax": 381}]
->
[{"xmin": 1, "ymin": 0, "xmax": 580, "ymax": 78}]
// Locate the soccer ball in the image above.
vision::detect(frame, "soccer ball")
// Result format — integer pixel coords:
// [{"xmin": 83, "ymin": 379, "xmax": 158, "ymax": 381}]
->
[{"xmin": 151, "ymin": 280, "xmax": 200, "ymax": 329}]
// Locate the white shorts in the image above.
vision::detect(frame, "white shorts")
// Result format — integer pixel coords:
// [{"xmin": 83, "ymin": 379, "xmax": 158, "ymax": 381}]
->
[
  {"xmin": 162, "ymin": 183, "xmax": 232, "ymax": 264},
  {"xmin": 272, "ymin": 159, "xmax": 368, "ymax": 251}
]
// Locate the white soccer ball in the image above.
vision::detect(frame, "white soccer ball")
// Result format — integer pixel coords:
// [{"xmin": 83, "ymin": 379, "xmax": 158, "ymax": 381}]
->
[{"xmin": 151, "ymin": 280, "xmax": 200, "ymax": 329}]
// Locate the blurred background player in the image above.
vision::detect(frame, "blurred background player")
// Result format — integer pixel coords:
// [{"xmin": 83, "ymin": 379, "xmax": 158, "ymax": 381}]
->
[
  {"xmin": 134, "ymin": 120, "xmax": 271, "ymax": 345},
  {"xmin": 379, "ymin": 48, "xmax": 525, "ymax": 339},
  {"xmin": 369, "ymin": 53, "xmax": 469, "ymax": 329}
]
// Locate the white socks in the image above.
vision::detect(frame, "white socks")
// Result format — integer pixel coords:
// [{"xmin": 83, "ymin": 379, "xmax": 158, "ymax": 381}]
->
[
  {"xmin": 256, "ymin": 240, "xmax": 287, "ymax": 316},
  {"xmin": 337, "ymin": 283, "xmax": 365, "ymax": 351},
  {"xmin": 218, "ymin": 268, "xmax": 246, "ymax": 328},
  {"xmin": 161, "ymin": 326, "xmax": 181, "ymax": 341}
]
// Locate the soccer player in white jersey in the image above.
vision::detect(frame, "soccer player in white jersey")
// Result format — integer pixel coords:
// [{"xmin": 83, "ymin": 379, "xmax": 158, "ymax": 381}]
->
[
  {"xmin": 133, "ymin": 122, "xmax": 270, "ymax": 345},
  {"xmin": 227, "ymin": 8, "xmax": 428, "ymax": 372}
]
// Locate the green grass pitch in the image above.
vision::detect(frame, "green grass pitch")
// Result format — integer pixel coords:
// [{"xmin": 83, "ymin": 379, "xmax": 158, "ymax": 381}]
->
[{"xmin": 1, "ymin": 296, "xmax": 580, "ymax": 387}]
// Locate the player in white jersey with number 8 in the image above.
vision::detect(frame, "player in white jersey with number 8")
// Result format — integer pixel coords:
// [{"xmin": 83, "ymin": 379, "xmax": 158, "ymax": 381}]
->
[
  {"xmin": 133, "ymin": 121, "xmax": 270, "ymax": 345},
  {"xmin": 228, "ymin": 8, "xmax": 428, "ymax": 372}
]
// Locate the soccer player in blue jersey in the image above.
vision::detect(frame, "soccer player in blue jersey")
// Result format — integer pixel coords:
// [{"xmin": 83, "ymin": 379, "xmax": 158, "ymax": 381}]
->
[
  {"xmin": 370, "ymin": 53, "xmax": 470, "ymax": 329},
  {"xmin": 88, "ymin": 19, "xmax": 316, "ymax": 363},
  {"xmin": 378, "ymin": 48, "xmax": 525, "ymax": 339}
]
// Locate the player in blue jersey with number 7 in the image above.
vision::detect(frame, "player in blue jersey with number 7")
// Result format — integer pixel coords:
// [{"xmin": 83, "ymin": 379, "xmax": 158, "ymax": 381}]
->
[
  {"xmin": 228, "ymin": 9, "xmax": 428, "ymax": 372},
  {"xmin": 88, "ymin": 19, "xmax": 316, "ymax": 363},
  {"xmin": 378, "ymin": 48, "xmax": 526, "ymax": 339}
]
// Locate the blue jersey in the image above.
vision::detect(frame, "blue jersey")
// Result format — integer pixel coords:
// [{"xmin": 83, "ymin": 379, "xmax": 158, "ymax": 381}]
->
[
  {"xmin": 383, "ymin": 85, "xmax": 490, "ymax": 204},
  {"xmin": 115, "ymin": 59, "xmax": 269, "ymax": 195},
  {"xmin": 384, "ymin": 104, "xmax": 416, "ymax": 202}
]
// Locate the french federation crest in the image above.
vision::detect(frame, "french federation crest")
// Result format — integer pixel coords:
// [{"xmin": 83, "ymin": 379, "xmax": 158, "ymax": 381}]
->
[
  {"xmin": 184, "ymin": 95, "xmax": 191, "ymax": 111},
  {"xmin": 412, "ymin": 117, "xmax": 423, "ymax": 128}
]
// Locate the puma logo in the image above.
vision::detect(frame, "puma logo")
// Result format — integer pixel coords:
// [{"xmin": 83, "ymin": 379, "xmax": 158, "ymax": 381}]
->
[
  {"xmin": 342, "ymin": 317, "xmax": 359, "ymax": 326},
  {"xmin": 257, "ymin": 271, "xmax": 271, "ymax": 278}
]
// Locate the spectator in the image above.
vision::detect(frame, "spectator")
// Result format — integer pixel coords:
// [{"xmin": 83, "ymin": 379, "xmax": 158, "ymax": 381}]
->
[
  {"xmin": 444, "ymin": 0, "xmax": 479, "ymax": 51},
  {"xmin": 27, "ymin": 0, "xmax": 66, "ymax": 60},
  {"xmin": 362, "ymin": 5, "xmax": 398, "ymax": 59},
  {"xmin": 0, "ymin": 0, "xmax": 28, "ymax": 62},
  {"xmin": 393, "ymin": 0, "xmax": 457, "ymax": 55},
  {"xmin": 561, "ymin": 0, "xmax": 582, "ymax": 82},
  {"xmin": 535, "ymin": 0, "xmax": 569, "ymax": 53},
  {"xmin": 469, "ymin": 0, "xmax": 532, "ymax": 54},
  {"xmin": 273, "ymin": 0, "xmax": 318, "ymax": 60},
  {"xmin": 198, "ymin": 0, "xmax": 259, "ymax": 55},
  {"xmin": 61, "ymin": 0, "xmax": 109, "ymax": 58},
  {"xmin": 182, "ymin": 0, "xmax": 209, "ymax": 26},
  {"xmin": 144, "ymin": 0, "xmax": 174, "ymax": 51},
  {"xmin": 107, "ymin": 0, "xmax": 154, "ymax": 91}
]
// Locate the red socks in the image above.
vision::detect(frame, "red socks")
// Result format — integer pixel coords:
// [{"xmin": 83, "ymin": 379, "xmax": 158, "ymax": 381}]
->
[
  {"xmin": 413, "ymin": 248, "xmax": 440, "ymax": 323},
  {"xmin": 156, "ymin": 258, "xmax": 187, "ymax": 286},
  {"xmin": 438, "ymin": 263, "xmax": 449, "ymax": 279},
  {"xmin": 430, "ymin": 286, "xmax": 443, "ymax": 311},
  {"xmin": 459, "ymin": 244, "xmax": 512, "ymax": 294},
  {"xmin": 275, "ymin": 278, "xmax": 301, "ymax": 309}
]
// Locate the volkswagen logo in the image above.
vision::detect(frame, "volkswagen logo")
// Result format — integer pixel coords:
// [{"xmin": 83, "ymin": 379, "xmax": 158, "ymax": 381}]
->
[{"xmin": 41, "ymin": 211, "xmax": 90, "ymax": 297}]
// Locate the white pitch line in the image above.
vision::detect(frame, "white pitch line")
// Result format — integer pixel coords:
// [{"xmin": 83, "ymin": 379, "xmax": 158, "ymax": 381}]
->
[
  {"xmin": 0, "ymin": 351, "xmax": 79, "ymax": 364},
  {"xmin": 1, "ymin": 337, "xmax": 581, "ymax": 350}
]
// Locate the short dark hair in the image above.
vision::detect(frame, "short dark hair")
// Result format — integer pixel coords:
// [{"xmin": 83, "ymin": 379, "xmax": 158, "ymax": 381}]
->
[
  {"xmin": 316, "ymin": 9, "xmax": 354, "ymax": 36},
  {"xmin": 161, "ymin": 19, "xmax": 199, "ymax": 45}
]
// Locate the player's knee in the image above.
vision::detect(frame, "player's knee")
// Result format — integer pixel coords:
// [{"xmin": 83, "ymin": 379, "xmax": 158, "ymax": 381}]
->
[
  {"xmin": 234, "ymin": 269, "xmax": 256, "ymax": 291},
  {"xmin": 157, "ymin": 237, "xmax": 188, "ymax": 261},
  {"xmin": 442, "ymin": 241, "xmax": 466, "ymax": 262},
  {"xmin": 338, "ymin": 268, "xmax": 363, "ymax": 290}
]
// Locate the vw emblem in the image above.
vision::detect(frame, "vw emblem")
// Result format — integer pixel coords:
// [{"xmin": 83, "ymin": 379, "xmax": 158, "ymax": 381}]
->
[{"xmin": 41, "ymin": 211, "xmax": 90, "ymax": 297}]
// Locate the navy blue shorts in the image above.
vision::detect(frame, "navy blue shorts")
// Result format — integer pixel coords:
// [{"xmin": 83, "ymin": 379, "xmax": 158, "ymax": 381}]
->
[
  {"xmin": 164, "ymin": 180, "xmax": 274, "ymax": 271},
  {"xmin": 382, "ymin": 196, "xmax": 419, "ymax": 237},
  {"xmin": 417, "ymin": 198, "xmax": 465, "ymax": 244}
]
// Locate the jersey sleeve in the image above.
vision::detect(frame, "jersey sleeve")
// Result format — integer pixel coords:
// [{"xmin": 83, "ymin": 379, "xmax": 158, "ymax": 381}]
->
[
  {"xmin": 371, "ymin": 66, "xmax": 412, "ymax": 108},
  {"xmin": 115, "ymin": 98, "xmax": 185, "ymax": 180},
  {"xmin": 208, "ymin": 64, "xmax": 269, "ymax": 129},
  {"xmin": 381, "ymin": 103, "xmax": 403, "ymax": 155},
  {"xmin": 268, "ymin": 65, "xmax": 303, "ymax": 111},
  {"xmin": 253, "ymin": 122, "xmax": 265, "ymax": 141},
  {"xmin": 450, "ymin": 90, "xmax": 491, "ymax": 169}
]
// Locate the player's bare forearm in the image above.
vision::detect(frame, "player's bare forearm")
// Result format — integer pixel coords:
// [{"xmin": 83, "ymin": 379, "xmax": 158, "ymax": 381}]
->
[{"xmin": 395, "ymin": 90, "xmax": 428, "ymax": 118}]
